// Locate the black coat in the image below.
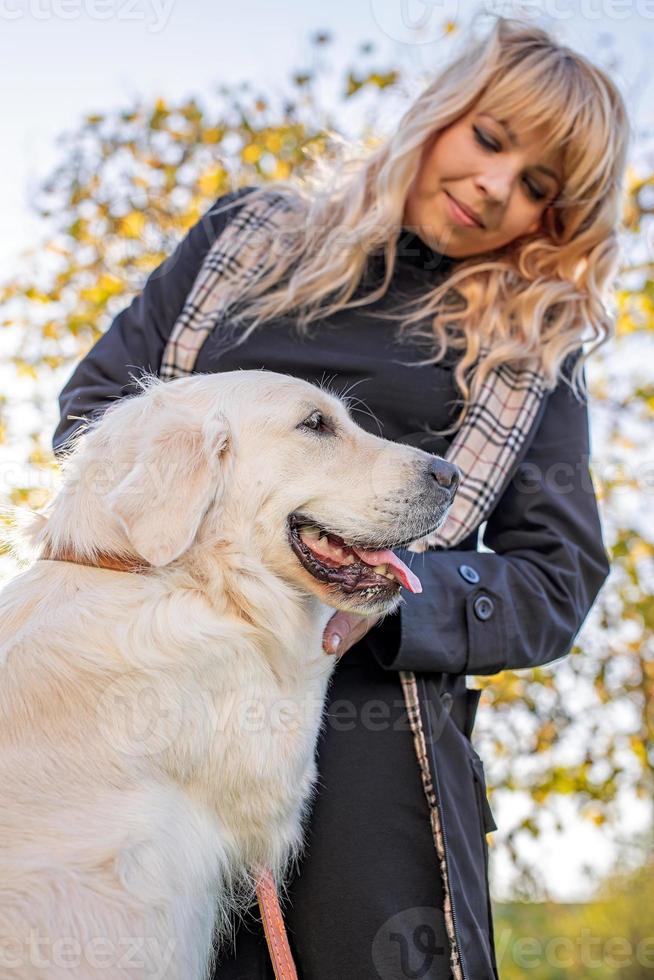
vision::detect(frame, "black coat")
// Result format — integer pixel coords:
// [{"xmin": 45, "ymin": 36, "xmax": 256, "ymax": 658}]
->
[{"xmin": 52, "ymin": 187, "xmax": 611, "ymax": 980}]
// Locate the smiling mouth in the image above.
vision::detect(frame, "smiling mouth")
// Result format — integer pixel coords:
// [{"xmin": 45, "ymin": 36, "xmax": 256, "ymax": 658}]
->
[
  {"xmin": 445, "ymin": 191, "xmax": 485, "ymax": 229},
  {"xmin": 287, "ymin": 513, "xmax": 427, "ymax": 600}
]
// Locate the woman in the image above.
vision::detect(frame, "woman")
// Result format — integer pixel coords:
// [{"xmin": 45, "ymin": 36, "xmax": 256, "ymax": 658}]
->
[{"xmin": 52, "ymin": 16, "xmax": 629, "ymax": 980}]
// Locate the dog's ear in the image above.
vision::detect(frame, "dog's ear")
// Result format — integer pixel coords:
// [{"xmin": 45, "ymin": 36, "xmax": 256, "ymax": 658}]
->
[{"xmin": 106, "ymin": 402, "xmax": 230, "ymax": 567}]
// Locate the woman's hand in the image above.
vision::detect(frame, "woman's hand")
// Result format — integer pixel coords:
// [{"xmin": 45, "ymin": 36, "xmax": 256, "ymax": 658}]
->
[{"xmin": 322, "ymin": 610, "xmax": 382, "ymax": 659}]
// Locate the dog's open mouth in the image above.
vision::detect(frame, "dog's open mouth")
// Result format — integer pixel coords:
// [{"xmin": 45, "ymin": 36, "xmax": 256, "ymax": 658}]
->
[{"xmin": 288, "ymin": 513, "xmax": 422, "ymax": 597}]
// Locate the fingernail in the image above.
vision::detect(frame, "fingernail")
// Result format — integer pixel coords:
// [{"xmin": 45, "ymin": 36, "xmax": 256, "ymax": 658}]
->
[{"xmin": 327, "ymin": 634, "xmax": 342, "ymax": 655}]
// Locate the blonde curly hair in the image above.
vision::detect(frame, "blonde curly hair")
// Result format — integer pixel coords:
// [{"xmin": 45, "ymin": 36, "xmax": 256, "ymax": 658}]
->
[{"xmin": 210, "ymin": 14, "xmax": 631, "ymax": 423}]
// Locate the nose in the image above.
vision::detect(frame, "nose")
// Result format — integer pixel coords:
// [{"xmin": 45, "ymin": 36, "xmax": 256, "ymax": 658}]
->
[
  {"xmin": 475, "ymin": 166, "xmax": 515, "ymax": 211},
  {"xmin": 429, "ymin": 457, "xmax": 460, "ymax": 492}
]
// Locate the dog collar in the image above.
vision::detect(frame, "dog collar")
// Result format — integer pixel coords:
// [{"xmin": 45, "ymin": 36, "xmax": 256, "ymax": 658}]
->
[{"xmin": 40, "ymin": 546, "xmax": 151, "ymax": 574}]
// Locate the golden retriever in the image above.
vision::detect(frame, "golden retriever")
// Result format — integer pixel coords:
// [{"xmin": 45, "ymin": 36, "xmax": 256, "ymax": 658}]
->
[{"xmin": 0, "ymin": 370, "xmax": 458, "ymax": 979}]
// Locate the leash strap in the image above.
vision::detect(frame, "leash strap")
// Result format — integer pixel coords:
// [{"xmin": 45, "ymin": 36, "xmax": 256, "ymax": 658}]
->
[{"xmin": 256, "ymin": 869, "xmax": 299, "ymax": 980}]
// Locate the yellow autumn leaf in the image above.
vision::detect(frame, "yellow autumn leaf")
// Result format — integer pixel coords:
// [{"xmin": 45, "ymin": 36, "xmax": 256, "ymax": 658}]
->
[
  {"xmin": 25, "ymin": 287, "xmax": 54, "ymax": 304},
  {"xmin": 42, "ymin": 355, "xmax": 64, "ymax": 371},
  {"xmin": 273, "ymin": 160, "xmax": 292, "ymax": 180},
  {"xmin": 198, "ymin": 166, "xmax": 227, "ymax": 198},
  {"xmin": 583, "ymin": 809, "xmax": 606, "ymax": 826},
  {"xmin": 118, "ymin": 212, "xmax": 146, "ymax": 239},
  {"xmin": 131, "ymin": 252, "xmax": 167, "ymax": 273},
  {"xmin": 202, "ymin": 127, "xmax": 224, "ymax": 145},
  {"xmin": 629, "ymin": 735, "xmax": 648, "ymax": 765},
  {"xmin": 80, "ymin": 274, "xmax": 124, "ymax": 305},
  {"xmin": 14, "ymin": 360, "xmax": 38, "ymax": 379},
  {"xmin": 616, "ymin": 312, "xmax": 636, "ymax": 336},
  {"xmin": 242, "ymin": 143, "xmax": 262, "ymax": 164},
  {"xmin": 42, "ymin": 321, "xmax": 60, "ymax": 340},
  {"xmin": 265, "ymin": 132, "xmax": 283, "ymax": 154},
  {"xmin": 28, "ymin": 446, "xmax": 51, "ymax": 467}
]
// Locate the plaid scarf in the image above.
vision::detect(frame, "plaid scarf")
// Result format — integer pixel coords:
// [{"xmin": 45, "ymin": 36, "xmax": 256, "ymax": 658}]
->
[{"xmin": 160, "ymin": 187, "xmax": 549, "ymax": 980}]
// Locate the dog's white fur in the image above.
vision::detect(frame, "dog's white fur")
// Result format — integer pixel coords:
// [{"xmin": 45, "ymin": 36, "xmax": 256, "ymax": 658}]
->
[{"xmin": 0, "ymin": 370, "xmax": 452, "ymax": 979}]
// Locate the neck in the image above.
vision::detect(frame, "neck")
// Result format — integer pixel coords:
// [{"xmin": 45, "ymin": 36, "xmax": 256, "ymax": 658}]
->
[
  {"xmin": 39, "ymin": 542, "xmax": 334, "ymax": 684},
  {"xmin": 395, "ymin": 226, "xmax": 455, "ymax": 274}
]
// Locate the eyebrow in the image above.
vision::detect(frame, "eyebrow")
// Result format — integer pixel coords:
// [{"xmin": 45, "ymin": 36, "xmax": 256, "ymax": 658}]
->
[
  {"xmin": 298, "ymin": 401, "xmax": 344, "ymax": 427},
  {"xmin": 479, "ymin": 113, "xmax": 561, "ymax": 185}
]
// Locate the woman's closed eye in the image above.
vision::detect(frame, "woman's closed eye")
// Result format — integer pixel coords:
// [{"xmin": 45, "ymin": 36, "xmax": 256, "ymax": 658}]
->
[{"xmin": 472, "ymin": 125, "xmax": 548, "ymax": 201}]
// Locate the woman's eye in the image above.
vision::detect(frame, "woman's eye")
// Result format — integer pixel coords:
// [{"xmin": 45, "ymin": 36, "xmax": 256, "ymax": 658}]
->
[
  {"xmin": 473, "ymin": 126, "xmax": 548, "ymax": 201},
  {"xmin": 473, "ymin": 125, "xmax": 500, "ymax": 152},
  {"xmin": 524, "ymin": 180, "xmax": 547, "ymax": 201}
]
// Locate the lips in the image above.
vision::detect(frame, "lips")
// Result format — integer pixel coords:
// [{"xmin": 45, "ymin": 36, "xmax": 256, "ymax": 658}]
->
[
  {"xmin": 445, "ymin": 192, "xmax": 484, "ymax": 229},
  {"xmin": 287, "ymin": 514, "xmax": 423, "ymax": 599}
]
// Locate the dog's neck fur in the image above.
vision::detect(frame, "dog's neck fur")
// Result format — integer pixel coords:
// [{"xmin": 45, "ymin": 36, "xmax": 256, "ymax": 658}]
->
[{"xmin": 35, "ymin": 537, "xmax": 335, "ymax": 686}]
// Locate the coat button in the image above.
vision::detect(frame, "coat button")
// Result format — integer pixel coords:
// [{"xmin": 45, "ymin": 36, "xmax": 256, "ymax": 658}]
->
[
  {"xmin": 473, "ymin": 595, "xmax": 495, "ymax": 621},
  {"xmin": 458, "ymin": 564, "xmax": 480, "ymax": 584}
]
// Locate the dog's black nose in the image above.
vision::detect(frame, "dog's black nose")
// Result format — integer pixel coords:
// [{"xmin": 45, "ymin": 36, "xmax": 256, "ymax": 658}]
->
[{"xmin": 429, "ymin": 458, "xmax": 460, "ymax": 492}]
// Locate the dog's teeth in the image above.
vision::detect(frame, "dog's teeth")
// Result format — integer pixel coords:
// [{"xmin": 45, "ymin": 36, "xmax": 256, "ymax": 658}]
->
[
  {"xmin": 373, "ymin": 564, "xmax": 389, "ymax": 575},
  {"xmin": 300, "ymin": 527, "xmax": 320, "ymax": 541},
  {"xmin": 383, "ymin": 573, "xmax": 395, "ymax": 581}
]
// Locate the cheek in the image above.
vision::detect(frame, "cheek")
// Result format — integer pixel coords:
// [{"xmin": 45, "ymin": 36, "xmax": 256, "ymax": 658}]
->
[
  {"xmin": 421, "ymin": 129, "xmax": 473, "ymax": 186},
  {"xmin": 507, "ymin": 197, "xmax": 545, "ymax": 232}
]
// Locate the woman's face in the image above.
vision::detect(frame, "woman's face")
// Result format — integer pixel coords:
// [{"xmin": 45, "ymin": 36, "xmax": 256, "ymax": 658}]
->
[{"xmin": 403, "ymin": 103, "xmax": 563, "ymax": 258}]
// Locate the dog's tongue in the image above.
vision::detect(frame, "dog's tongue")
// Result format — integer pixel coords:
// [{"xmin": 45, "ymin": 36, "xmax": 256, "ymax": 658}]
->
[{"xmin": 351, "ymin": 546, "xmax": 422, "ymax": 594}]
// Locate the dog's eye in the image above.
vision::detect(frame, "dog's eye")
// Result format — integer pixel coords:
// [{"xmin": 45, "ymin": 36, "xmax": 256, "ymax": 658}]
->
[{"xmin": 299, "ymin": 410, "xmax": 332, "ymax": 435}]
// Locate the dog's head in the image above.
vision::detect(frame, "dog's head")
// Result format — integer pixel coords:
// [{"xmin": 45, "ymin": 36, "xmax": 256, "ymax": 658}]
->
[{"xmin": 39, "ymin": 371, "xmax": 459, "ymax": 616}]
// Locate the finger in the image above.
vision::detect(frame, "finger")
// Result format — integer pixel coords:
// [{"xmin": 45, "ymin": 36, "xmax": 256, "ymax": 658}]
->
[
  {"xmin": 323, "ymin": 612, "xmax": 379, "ymax": 657},
  {"xmin": 323, "ymin": 611, "xmax": 362, "ymax": 656}
]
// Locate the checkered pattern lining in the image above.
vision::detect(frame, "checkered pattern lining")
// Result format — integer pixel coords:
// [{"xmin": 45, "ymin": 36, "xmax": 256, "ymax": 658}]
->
[
  {"xmin": 160, "ymin": 188, "xmax": 549, "ymax": 550},
  {"xmin": 398, "ymin": 670, "xmax": 464, "ymax": 980}
]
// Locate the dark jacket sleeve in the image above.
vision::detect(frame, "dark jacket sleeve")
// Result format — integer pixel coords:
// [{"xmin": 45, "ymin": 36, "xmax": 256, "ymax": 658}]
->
[
  {"xmin": 52, "ymin": 186, "xmax": 256, "ymax": 457},
  {"xmin": 367, "ymin": 374, "xmax": 611, "ymax": 675}
]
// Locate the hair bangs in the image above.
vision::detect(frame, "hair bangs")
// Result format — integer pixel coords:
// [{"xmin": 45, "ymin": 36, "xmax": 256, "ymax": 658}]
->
[{"xmin": 478, "ymin": 58, "xmax": 578, "ymax": 154}]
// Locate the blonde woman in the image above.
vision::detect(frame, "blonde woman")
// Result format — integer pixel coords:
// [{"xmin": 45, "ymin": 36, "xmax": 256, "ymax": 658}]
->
[{"xmin": 53, "ymin": 15, "xmax": 629, "ymax": 980}]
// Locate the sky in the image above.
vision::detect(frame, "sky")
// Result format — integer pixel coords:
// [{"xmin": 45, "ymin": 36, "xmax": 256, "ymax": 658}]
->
[{"xmin": 1, "ymin": 0, "xmax": 653, "ymax": 903}]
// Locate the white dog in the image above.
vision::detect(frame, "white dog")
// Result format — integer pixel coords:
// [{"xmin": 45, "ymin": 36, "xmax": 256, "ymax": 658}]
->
[{"xmin": 0, "ymin": 370, "xmax": 458, "ymax": 979}]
